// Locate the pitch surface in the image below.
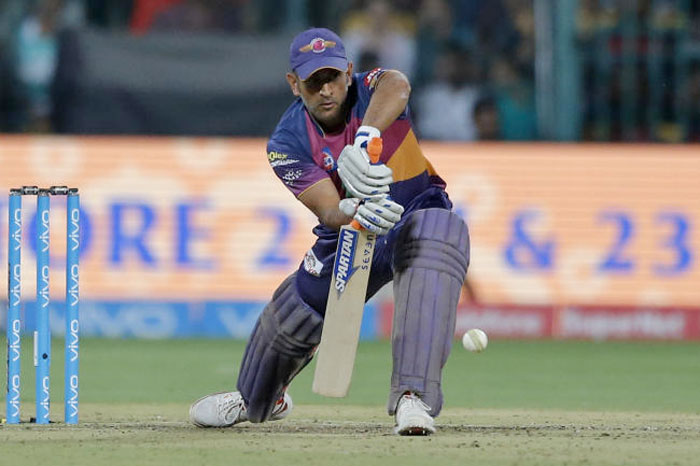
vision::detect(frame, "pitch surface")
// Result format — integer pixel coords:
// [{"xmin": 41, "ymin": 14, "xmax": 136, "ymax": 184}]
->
[{"xmin": 1, "ymin": 339, "xmax": 699, "ymax": 465}]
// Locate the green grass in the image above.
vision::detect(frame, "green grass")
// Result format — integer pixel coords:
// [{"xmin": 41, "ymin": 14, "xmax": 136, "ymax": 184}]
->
[
  {"xmin": 2, "ymin": 338, "xmax": 700, "ymax": 465},
  {"xmin": 63, "ymin": 338, "xmax": 700, "ymax": 412},
  {"xmin": 5, "ymin": 338, "xmax": 700, "ymax": 412}
]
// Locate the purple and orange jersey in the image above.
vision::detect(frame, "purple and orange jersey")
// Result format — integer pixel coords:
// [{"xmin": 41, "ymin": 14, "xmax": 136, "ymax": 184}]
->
[{"xmin": 266, "ymin": 69, "xmax": 446, "ymax": 209}]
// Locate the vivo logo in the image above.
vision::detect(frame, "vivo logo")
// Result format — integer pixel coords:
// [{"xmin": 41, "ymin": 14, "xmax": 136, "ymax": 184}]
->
[
  {"xmin": 11, "ymin": 208, "xmax": 21, "ymax": 248},
  {"xmin": 8, "ymin": 375, "xmax": 20, "ymax": 417},
  {"xmin": 39, "ymin": 265, "xmax": 50, "ymax": 307},
  {"xmin": 10, "ymin": 264, "xmax": 21, "ymax": 306},
  {"xmin": 67, "ymin": 374, "xmax": 79, "ymax": 418},
  {"xmin": 8, "ymin": 319, "xmax": 20, "ymax": 362},
  {"xmin": 67, "ymin": 319, "xmax": 79, "ymax": 362},
  {"xmin": 39, "ymin": 210, "xmax": 50, "ymax": 251},
  {"xmin": 40, "ymin": 375, "xmax": 50, "ymax": 419},
  {"xmin": 69, "ymin": 264, "xmax": 80, "ymax": 306},
  {"xmin": 334, "ymin": 229, "xmax": 358, "ymax": 295},
  {"xmin": 69, "ymin": 207, "xmax": 80, "ymax": 251}
]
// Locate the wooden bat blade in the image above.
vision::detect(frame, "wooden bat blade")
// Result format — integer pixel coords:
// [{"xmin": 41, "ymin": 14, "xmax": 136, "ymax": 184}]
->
[{"xmin": 313, "ymin": 224, "xmax": 376, "ymax": 397}]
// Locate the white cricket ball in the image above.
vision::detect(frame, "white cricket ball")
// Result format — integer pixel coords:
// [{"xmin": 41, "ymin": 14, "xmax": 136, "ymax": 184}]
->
[{"xmin": 462, "ymin": 328, "xmax": 488, "ymax": 353}]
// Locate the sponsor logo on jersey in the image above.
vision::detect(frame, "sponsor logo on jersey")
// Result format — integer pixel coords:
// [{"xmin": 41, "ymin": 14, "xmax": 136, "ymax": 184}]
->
[
  {"xmin": 268, "ymin": 151, "xmax": 288, "ymax": 162},
  {"xmin": 299, "ymin": 38, "xmax": 337, "ymax": 54},
  {"xmin": 282, "ymin": 168, "xmax": 304, "ymax": 186},
  {"xmin": 270, "ymin": 158, "xmax": 299, "ymax": 168},
  {"xmin": 322, "ymin": 147, "xmax": 336, "ymax": 172},
  {"xmin": 364, "ymin": 68, "xmax": 383, "ymax": 90},
  {"xmin": 334, "ymin": 228, "xmax": 359, "ymax": 296}
]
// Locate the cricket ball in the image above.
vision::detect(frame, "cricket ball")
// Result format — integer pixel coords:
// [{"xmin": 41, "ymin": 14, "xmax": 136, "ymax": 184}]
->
[{"xmin": 462, "ymin": 328, "xmax": 488, "ymax": 353}]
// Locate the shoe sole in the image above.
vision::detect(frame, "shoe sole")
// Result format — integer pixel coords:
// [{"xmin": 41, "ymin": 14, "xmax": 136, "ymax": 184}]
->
[
  {"xmin": 394, "ymin": 416, "xmax": 436, "ymax": 436},
  {"xmin": 394, "ymin": 413, "xmax": 436, "ymax": 436},
  {"xmin": 395, "ymin": 425, "xmax": 436, "ymax": 436},
  {"xmin": 397, "ymin": 427, "xmax": 433, "ymax": 436}
]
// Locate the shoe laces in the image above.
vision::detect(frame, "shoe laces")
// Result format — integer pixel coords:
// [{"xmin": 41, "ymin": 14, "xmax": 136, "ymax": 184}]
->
[
  {"xmin": 398, "ymin": 392, "xmax": 431, "ymax": 414},
  {"xmin": 218, "ymin": 394, "xmax": 246, "ymax": 423}
]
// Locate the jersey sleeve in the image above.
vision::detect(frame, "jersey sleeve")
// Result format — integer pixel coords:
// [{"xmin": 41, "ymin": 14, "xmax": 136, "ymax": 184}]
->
[
  {"xmin": 355, "ymin": 68, "xmax": 409, "ymax": 121},
  {"xmin": 267, "ymin": 129, "xmax": 329, "ymax": 198}
]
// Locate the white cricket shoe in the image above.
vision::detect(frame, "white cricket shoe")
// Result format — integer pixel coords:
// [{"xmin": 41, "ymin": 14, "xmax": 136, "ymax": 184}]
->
[
  {"xmin": 189, "ymin": 391, "xmax": 293, "ymax": 428},
  {"xmin": 394, "ymin": 392, "xmax": 435, "ymax": 436}
]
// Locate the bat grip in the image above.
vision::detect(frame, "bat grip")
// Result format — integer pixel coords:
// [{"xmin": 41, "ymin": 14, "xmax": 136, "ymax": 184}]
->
[{"xmin": 367, "ymin": 137, "xmax": 382, "ymax": 164}]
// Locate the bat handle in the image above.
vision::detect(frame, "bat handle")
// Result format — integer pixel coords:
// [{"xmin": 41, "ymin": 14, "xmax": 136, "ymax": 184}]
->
[
  {"xmin": 367, "ymin": 137, "xmax": 382, "ymax": 164},
  {"xmin": 368, "ymin": 136, "xmax": 391, "ymax": 200}
]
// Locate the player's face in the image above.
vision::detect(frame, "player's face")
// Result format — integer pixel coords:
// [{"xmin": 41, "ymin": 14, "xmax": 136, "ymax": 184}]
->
[{"xmin": 287, "ymin": 64, "xmax": 353, "ymax": 132}]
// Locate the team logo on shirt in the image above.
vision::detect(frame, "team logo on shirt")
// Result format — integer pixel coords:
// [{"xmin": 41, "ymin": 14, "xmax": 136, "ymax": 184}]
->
[
  {"xmin": 299, "ymin": 38, "xmax": 337, "ymax": 54},
  {"xmin": 322, "ymin": 147, "xmax": 336, "ymax": 172},
  {"xmin": 303, "ymin": 249, "xmax": 323, "ymax": 277}
]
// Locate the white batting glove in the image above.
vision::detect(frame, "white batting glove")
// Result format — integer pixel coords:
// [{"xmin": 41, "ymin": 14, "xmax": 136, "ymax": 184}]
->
[
  {"xmin": 337, "ymin": 145, "xmax": 393, "ymax": 200},
  {"xmin": 339, "ymin": 196, "xmax": 404, "ymax": 236},
  {"xmin": 339, "ymin": 198, "xmax": 361, "ymax": 217},
  {"xmin": 353, "ymin": 125, "xmax": 381, "ymax": 151}
]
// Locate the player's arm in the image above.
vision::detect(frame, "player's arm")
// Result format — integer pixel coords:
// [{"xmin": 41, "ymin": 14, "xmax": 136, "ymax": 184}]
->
[
  {"xmin": 337, "ymin": 70, "xmax": 409, "ymax": 201},
  {"xmin": 361, "ymin": 70, "xmax": 411, "ymax": 132},
  {"xmin": 298, "ymin": 179, "xmax": 352, "ymax": 230}
]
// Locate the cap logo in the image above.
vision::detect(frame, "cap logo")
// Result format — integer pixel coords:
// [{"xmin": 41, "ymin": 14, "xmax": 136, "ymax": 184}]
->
[{"xmin": 299, "ymin": 38, "xmax": 336, "ymax": 54}]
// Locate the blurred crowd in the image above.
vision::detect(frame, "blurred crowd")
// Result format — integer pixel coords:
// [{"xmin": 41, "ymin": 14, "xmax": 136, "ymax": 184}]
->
[
  {"xmin": 576, "ymin": 0, "xmax": 700, "ymax": 142},
  {"xmin": 1, "ymin": 0, "xmax": 699, "ymax": 142}
]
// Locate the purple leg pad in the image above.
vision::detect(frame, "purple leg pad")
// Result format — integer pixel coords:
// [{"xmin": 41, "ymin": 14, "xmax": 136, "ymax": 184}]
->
[
  {"xmin": 388, "ymin": 208, "xmax": 470, "ymax": 417},
  {"xmin": 237, "ymin": 273, "xmax": 323, "ymax": 422}
]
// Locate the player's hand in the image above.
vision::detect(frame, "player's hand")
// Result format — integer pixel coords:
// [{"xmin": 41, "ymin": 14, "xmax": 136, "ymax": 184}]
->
[
  {"xmin": 353, "ymin": 125, "xmax": 381, "ymax": 152},
  {"xmin": 337, "ymin": 145, "xmax": 392, "ymax": 201},
  {"xmin": 339, "ymin": 196, "xmax": 404, "ymax": 236}
]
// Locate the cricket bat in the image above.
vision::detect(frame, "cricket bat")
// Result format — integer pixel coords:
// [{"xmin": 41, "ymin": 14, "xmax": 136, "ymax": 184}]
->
[{"xmin": 312, "ymin": 137, "xmax": 383, "ymax": 397}]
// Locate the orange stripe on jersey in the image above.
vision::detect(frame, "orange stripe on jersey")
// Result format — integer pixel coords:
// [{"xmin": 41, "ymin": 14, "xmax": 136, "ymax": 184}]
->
[{"xmin": 386, "ymin": 129, "xmax": 439, "ymax": 182}]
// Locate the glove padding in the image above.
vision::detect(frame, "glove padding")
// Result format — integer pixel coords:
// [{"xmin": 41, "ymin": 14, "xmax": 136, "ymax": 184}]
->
[
  {"xmin": 337, "ymin": 145, "xmax": 393, "ymax": 201},
  {"xmin": 353, "ymin": 125, "xmax": 381, "ymax": 151},
  {"xmin": 339, "ymin": 196, "xmax": 404, "ymax": 236}
]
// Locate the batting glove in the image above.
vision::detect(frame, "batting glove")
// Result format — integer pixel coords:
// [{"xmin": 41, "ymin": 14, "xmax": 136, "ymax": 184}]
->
[
  {"xmin": 353, "ymin": 125, "xmax": 381, "ymax": 151},
  {"xmin": 337, "ymin": 145, "xmax": 393, "ymax": 201},
  {"xmin": 339, "ymin": 196, "xmax": 404, "ymax": 236}
]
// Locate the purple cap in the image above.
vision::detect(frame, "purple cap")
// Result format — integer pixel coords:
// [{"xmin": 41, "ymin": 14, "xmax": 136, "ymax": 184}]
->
[{"xmin": 289, "ymin": 28, "xmax": 348, "ymax": 81}]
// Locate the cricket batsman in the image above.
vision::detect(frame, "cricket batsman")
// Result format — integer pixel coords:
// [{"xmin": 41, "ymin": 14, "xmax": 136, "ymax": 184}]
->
[{"xmin": 190, "ymin": 27, "xmax": 470, "ymax": 435}]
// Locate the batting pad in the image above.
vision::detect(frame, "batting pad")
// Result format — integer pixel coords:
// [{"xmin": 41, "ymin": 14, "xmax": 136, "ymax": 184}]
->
[
  {"xmin": 388, "ymin": 208, "xmax": 470, "ymax": 417},
  {"xmin": 237, "ymin": 273, "xmax": 323, "ymax": 422}
]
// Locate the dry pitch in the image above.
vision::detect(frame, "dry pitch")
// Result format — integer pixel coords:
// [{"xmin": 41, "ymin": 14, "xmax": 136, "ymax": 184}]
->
[
  {"xmin": 3, "ymin": 404, "xmax": 699, "ymax": 466},
  {"xmin": 2, "ymin": 339, "xmax": 699, "ymax": 465}
]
